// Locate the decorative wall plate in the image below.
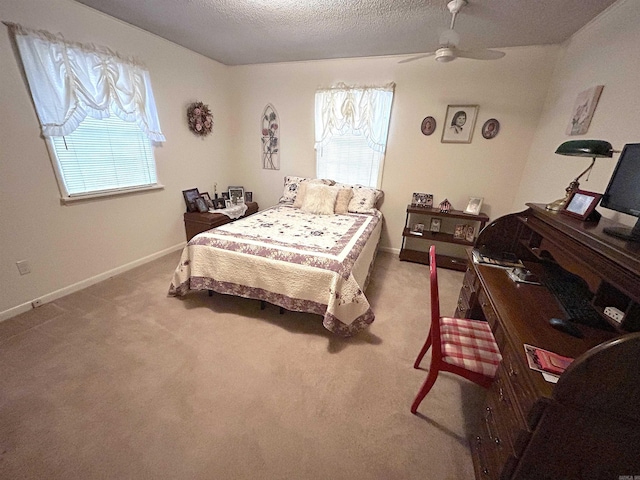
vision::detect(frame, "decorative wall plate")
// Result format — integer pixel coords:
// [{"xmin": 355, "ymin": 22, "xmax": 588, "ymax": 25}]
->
[
  {"xmin": 421, "ymin": 116, "xmax": 436, "ymax": 136},
  {"xmin": 482, "ymin": 118, "xmax": 500, "ymax": 139}
]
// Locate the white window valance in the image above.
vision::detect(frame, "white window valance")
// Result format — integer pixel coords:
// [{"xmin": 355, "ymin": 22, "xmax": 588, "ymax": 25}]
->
[
  {"xmin": 314, "ymin": 82, "xmax": 395, "ymax": 153},
  {"xmin": 7, "ymin": 22, "xmax": 165, "ymax": 142}
]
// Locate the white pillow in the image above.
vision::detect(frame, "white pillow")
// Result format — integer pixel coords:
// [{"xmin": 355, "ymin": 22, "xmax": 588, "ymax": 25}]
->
[
  {"xmin": 301, "ymin": 184, "xmax": 339, "ymax": 215},
  {"xmin": 292, "ymin": 182, "xmax": 309, "ymax": 208},
  {"xmin": 348, "ymin": 185, "xmax": 384, "ymax": 213},
  {"xmin": 334, "ymin": 187, "xmax": 354, "ymax": 214},
  {"xmin": 278, "ymin": 176, "xmax": 334, "ymax": 204}
]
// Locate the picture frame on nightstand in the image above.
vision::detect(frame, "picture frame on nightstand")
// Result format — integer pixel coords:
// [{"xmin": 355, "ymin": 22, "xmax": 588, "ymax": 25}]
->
[
  {"xmin": 228, "ymin": 186, "xmax": 245, "ymax": 204},
  {"xmin": 194, "ymin": 196, "xmax": 209, "ymax": 213},
  {"xmin": 213, "ymin": 197, "xmax": 226, "ymax": 210}
]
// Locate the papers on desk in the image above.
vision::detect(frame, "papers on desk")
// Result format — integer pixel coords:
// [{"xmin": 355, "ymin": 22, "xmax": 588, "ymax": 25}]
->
[
  {"xmin": 472, "ymin": 249, "xmax": 525, "ymax": 269},
  {"xmin": 524, "ymin": 344, "xmax": 574, "ymax": 383}
]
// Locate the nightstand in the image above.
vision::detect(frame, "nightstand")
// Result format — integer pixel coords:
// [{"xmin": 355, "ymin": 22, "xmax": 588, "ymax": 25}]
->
[{"xmin": 183, "ymin": 201, "xmax": 258, "ymax": 241}]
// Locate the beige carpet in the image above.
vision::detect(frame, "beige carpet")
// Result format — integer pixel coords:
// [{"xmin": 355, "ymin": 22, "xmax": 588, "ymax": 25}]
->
[{"xmin": 0, "ymin": 250, "xmax": 484, "ymax": 479}]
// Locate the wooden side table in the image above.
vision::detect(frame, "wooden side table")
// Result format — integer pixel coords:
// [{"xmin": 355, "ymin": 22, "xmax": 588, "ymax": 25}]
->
[{"xmin": 183, "ymin": 201, "xmax": 258, "ymax": 241}]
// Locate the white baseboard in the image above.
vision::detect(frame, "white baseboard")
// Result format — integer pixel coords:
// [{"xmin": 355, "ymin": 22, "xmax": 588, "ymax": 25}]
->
[
  {"xmin": 0, "ymin": 242, "xmax": 186, "ymax": 323},
  {"xmin": 379, "ymin": 246, "xmax": 400, "ymax": 255}
]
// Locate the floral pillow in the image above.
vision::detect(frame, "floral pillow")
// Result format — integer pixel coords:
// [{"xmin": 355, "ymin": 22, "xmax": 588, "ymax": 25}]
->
[
  {"xmin": 278, "ymin": 176, "xmax": 334, "ymax": 204},
  {"xmin": 347, "ymin": 185, "xmax": 384, "ymax": 214}
]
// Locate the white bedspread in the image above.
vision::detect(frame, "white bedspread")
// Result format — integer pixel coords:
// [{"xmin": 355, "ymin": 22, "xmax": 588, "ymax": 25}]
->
[{"xmin": 168, "ymin": 205, "xmax": 382, "ymax": 336}]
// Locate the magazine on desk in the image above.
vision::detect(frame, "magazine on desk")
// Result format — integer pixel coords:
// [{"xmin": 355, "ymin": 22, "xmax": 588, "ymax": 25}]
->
[
  {"xmin": 472, "ymin": 249, "xmax": 525, "ymax": 269},
  {"xmin": 524, "ymin": 344, "xmax": 574, "ymax": 383}
]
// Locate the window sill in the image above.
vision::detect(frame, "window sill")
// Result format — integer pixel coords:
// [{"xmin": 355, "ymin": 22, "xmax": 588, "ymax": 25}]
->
[{"xmin": 60, "ymin": 184, "xmax": 165, "ymax": 204}]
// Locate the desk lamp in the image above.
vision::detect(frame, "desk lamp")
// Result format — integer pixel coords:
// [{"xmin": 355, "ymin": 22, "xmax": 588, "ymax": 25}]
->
[{"xmin": 545, "ymin": 140, "xmax": 613, "ymax": 211}]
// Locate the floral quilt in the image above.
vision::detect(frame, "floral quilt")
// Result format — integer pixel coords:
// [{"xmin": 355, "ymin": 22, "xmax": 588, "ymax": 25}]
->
[{"xmin": 168, "ymin": 205, "xmax": 382, "ymax": 336}]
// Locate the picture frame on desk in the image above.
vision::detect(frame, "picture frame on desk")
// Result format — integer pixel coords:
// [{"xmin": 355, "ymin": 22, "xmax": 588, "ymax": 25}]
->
[
  {"xmin": 411, "ymin": 192, "xmax": 433, "ymax": 208},
  {"xmin": 200, "ymin": 192, "xmax": 214, "ymax": 208},
  {"xmin": 561, "ymin": 189, "xmax": 602, "ymax": 221},
  {"xmin": 194, "ymin": 196, "xmax": 209, "ymax": 213},
  {"xmin": 213, "ymin": 197, "xmax": 226, "ymax": 210},
  {"xmin": 182, "ymin": 188, "xmax": 200, "ymax": 212},
  {"xmin": 453, "ymin": 224, "xmax": 467, "ymax": 240},
  {"xmin": 464, "ymin": 196, "xmax": 484, "ymax": 216}
]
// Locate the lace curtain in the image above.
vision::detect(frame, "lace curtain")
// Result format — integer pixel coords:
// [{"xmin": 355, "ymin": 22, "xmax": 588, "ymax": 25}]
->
[
  {"xmin": 314, "ymin": 82, "xmax": 395, "ymax": 153},
  {"xmin": 7, "ymin": 23, "xmax": 165, "ymax": 142}
]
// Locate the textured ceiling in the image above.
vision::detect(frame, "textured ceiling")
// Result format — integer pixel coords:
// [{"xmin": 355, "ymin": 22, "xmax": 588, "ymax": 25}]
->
[{"xmin": 71, "ymin": 0, "xmax": 618, "ymax": 65}]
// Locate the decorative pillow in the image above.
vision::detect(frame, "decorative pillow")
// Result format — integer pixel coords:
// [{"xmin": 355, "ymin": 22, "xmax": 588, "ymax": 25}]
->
[
  {"xmin": 348, "ymin": 185, "xmax": 384, "ymax": 213},
  {"xmin": 334, "ymin": 187, "xmax": 354, "ymax": 214},
  {"xmin": 278, "ymin": 176, "xmax": 334, "ymax": 204},
  {"xmin": 300, "ymin": 184, "xmax": 339, "ymax": 215},
  {"xmin": 292, "ymin": 182, "xmax": 309, "ymax": 209}
]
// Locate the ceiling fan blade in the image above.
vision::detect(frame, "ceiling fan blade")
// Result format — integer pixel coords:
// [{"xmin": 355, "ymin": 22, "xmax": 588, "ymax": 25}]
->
[
  {"xmin": 398, "ymin": 52, "xmax": 436, "ymax": 64},
  {"xmin": 455, "ymin": 48, "xmax": 506, "ymax": 60}
]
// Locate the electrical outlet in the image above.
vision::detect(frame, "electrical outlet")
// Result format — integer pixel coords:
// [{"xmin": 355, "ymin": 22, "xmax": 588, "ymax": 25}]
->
[
  {"xmin": 32, "ymin": 298, "xmax": 43, "ymax": 308},
  {"xmin": 16, "ymin": 260, "xmax": 31, "ymax": 275}
]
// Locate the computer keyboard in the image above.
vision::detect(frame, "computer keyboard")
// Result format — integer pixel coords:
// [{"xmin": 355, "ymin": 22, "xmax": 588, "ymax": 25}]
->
[{"xmin": 541, "ymin": 263, "xmax": 613, "ymax": 331}]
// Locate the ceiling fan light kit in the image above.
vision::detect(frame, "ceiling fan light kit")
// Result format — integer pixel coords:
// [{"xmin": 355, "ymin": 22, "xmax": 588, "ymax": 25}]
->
[{"xmin": 401, "ymin": 0, "xmax": 505, "ymax": 64}]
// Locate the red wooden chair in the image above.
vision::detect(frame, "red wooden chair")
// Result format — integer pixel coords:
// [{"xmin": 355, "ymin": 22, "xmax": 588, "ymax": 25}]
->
[{"xmin": 411, "ymin": 245, "xmax": 502, "ymax": 414}]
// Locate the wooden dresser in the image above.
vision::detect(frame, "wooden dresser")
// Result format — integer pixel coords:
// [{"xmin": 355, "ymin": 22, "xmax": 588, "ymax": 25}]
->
[
  {"xmin": 458, "ymin": 204, "xmax": 640, "ymax": 479},
  {"xmin": 183, "ymin": 201, "xmax": 258, "ymax": 241}
]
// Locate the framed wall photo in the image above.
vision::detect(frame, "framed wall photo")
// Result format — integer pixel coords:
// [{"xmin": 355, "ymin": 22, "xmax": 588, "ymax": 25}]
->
[
  {"xmin": 566, "ymin": 85, "xmax": 604, "ymax": 136},
  {"xmin": 441, "ymin": 105, "xmax": 478, "ymax": 144},
  {"xmin": 182, "ymin": 188, "xmax": 200, "ymax": 212},
  {"xmin": 464, "ymin": 197, "xmax": 484, "ymax": 215},
  {"xmin": 411, "ymin": 192, "xmax": 433, "ymax": 208},
  {"xmin": 561, "ymin": 189, "xmax": 602, "ymax": 221}
]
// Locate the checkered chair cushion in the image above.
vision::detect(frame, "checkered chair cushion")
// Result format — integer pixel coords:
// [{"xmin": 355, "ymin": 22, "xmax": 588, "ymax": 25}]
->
[{"xmin": 440, "ymin": 316, "xmax": 502, "ymax": 377}]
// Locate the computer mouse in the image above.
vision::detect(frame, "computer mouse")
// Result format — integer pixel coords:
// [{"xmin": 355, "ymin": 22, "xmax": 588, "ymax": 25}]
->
[{"xmin": 549, "ymin": 318, "xmax": 584, "ymax": 338}]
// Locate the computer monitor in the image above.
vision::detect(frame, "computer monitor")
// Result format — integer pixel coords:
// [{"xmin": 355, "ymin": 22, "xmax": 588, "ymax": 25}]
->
[{"xmin": 600, "ymin": 143, "xmax": 640, "ymax": 241}]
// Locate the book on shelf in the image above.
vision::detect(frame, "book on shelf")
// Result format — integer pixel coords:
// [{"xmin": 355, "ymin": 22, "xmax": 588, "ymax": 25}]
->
[
  {"xmin": 524, "ymin": 344, "xmax": 574, "ymax": 382},
  {"xmin": 472, "ymin": 249, "xmax": 525, "ymax": 269}
]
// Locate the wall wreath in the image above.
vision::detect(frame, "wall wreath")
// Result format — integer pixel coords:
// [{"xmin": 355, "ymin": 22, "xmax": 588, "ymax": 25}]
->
[{"xmin": 187, "ymin": 101, "xmax": 213, "ymax": 136}]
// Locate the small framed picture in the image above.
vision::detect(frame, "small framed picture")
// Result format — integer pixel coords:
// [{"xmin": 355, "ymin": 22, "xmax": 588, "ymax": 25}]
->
[
  {"xmin": 194, "ymin": 196, "xmax": 209, "ymax": 213},
  {"xmin": 464, "ymin": 197, "xmax": 484, "ymax": 215},
  {"xmin": 411, "ymin": 192, "xmax": 434, "ymax": 208},
  {"xmin": 561, "ymin": 189, "xmax": 602, "ymax": 220},
  {"xmin": 410, "ymin": 223, "xmax": 425, "ymax": 235},
  {"xmin": 441, "ymin": 105, "xmax": 478, "ymax": 144},
  {"xmin": 213, "ymin": 197, "xmax": 226, "ymax": 209},
  {"xmin": 245, "ymin": 191, "xmax": 253, "ymax": 203},
  {"xmin": 429, "ymin": 218, "xmax": 441, "ymax": 232},
  {"xmin": 228, "ymin": 186, "xmax": 245, "ymax": 204},
  {"xmin": 453, "ymin": 224, "xmax": 467, "ymax": 240},
  {"xmin": 465, "ymin": 225, "xmax": 476, "ymax": 243},
  {"xmin": 182, "ymin": 188, "xmax": 200, "ymax": 212},
  {"xmin": 225, "ymin": 200, "xmax": 232, "ymax": 208},
  {"xmin": 221, "ymin": 192, "xmax": 230, "ymax": 200},
  {"xmin": 200, "ymin": 192, "xmax": 214, "ymax": 208}
]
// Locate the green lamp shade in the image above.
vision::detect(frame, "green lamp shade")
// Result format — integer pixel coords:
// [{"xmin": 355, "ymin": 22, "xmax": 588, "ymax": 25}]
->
[{"xmin": 555, "ymin": 140, "xmax": 613, "ymax": 158}]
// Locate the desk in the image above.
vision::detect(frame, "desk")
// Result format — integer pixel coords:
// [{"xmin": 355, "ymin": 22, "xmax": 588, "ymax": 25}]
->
[{"xmin": 460, "ymin": 204, "xmax": 640, "ymax": 479}]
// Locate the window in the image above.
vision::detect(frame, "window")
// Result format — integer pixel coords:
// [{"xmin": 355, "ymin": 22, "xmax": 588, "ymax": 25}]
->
[
  {"xmin": 9, "ymin": 23, "xmax": 165, "ymax": 200},
  {"xmin": 49, "ymin": 115, "xmax": 157, "ymax": 197},
  {"xmin": 315, "ymin": 83, "xmax": 394, "ymax": 188}
]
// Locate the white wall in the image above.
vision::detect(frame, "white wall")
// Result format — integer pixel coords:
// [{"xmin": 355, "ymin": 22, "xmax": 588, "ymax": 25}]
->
[
  {"xmin": 0, "ymin": 0, "xmax": 234, "ymax": 316},
  {"xmin": 228, "ymin": 47, "xmax": 558, "ymax": 252},
  {"xmin": 514, "ymin": 0, "xmax": 640, "ymax": 227}
]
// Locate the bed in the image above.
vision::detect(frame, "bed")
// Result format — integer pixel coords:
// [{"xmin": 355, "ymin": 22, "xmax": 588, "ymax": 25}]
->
[{"xmin": 168, "ymin": 178, "xmax": 383, "ymax": 336}]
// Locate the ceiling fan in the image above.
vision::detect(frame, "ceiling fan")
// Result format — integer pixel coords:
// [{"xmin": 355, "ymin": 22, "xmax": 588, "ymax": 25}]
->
[{"xmin": 400, "ymin": 0, "xmax": 505, "ymax": 64}]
